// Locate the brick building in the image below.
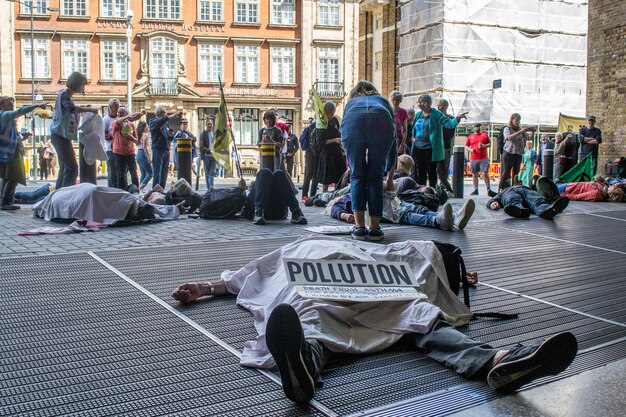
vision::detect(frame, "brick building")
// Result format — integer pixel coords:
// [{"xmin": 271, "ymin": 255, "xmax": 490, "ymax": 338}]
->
[
  {"xmin": 9, "ymin": 0, "xmax": 359, "ymax": 175},
  {"xmin": 358, "ymin": 0, "xmax": 400, "ymax": 99},
  {"xmin": 586, "ymin": 0, "xmax": 626, "ymax": 164},
  {"xmin": 0, "ymin": 1, "xmax": 15, "ymax": 97}
]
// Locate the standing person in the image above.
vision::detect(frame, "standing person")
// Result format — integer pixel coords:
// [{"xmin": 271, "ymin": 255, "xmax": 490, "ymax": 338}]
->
[
  {"xmin": 579, "ymin": 115, "xmax": 602, "ymax": 174},
  {"xmin": 519, "ymin": 140, "xmax": 538, "ymax": 187},
  {"xmin": 300, "ymin": 117, "xmax": 317, "ymax": 201},
  {"xmin": 340, "ymin": 80, "xmax": 396, "ymax": 241},
  {"xmin": 498, "ymin": 113, "xmax": 533, "ymax": 191},
  {"xmin": 258, "ymin": 110, "xmax": 283, "ymax": 171},
  {"xmin": 173, "ymin": 117, "xmax": 196, "ymax": 180},
  {"xmin": 199, "ymin": 118, "xmax": 216, "ymax": 191},
  {"xmin": 411, "ymin": 95, "xmax": 466, "ymax": 188},
  {"xmin": 406, "ymin": 108, "xmax": 415, "ymax": 155},
  {"xmin": 536, "ymin": 133, "xmax": 555, "ymax": 176},
  {"xmin": 50, "ymin": 72, "xmax": 98, "ymax": 190},
  {"xmin": 149, "ymin": 107, "xmax": 180, "ymax": 189},
  {"xmin": 317, "ymin": 102, "xmax": 346, "ymax": 193},
  {"xmin": 281, "ymin": 123, "xmax": 299, "ymax": 177},
  {"xmin": 553, "ymin": 132, "xmax": 570, "ymax": 179},
  {"xmin": 389, "ymin": 91, "xmax": 409, "ymax": 155},
  {"xmin": 37, "ymin": 141, "xmax": 48, "ymax": 180},
  {"xmin": 112, "ymin": 107, "xmax": 143, "ymax": 189},
  {"xmin": 135, "ymin": 121, "xmax": 153, "ymax": 191},
  {"xmin": 436, "ymin": 99, "xmax": 456, "ymax": 192},
  {"xmin": 0, "ymin": 97, "xmax": 46, "ymax": 210},
  {"xmin": 103, "ymin": 98, "xmax": 120, "ymax": 188},
  {"xmin": 465, "ymin": 123, "xmax": 496, "ymax": 196},
  {"xmin": 45, "ymin": 140, "xmax": 56, "ymax": 179}
]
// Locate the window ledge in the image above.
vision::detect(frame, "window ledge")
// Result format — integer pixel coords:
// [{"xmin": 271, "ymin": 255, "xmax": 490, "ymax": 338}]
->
[
  {"xmin": 231, "ymin": 83, "xmax": 261, "ymax": 88},
  {"xmin": 140, "ymin": 18, "xmax": 184, "ymax": 24},
  {"xmin": 59, "ymin": 78, "xmax": 93, "ymax": 83},
  {"xmin": 97, "ymin": 16, "xmax": 127, "ymax": 21},
  {"xmin": 267, "ymin": 23, "xmax": 297, "ymax": 29},
  {"xmin": 195, "ymin": 20, "xmax": 226, "ymax": 26},
  {"xmin": 98, "ymin": 79, "xmax": 127, "ymax": 84},
  {"xmin": 267, "ymin": 83, "xmax": 297, "ymax": 88},
  {"xmin": 57, "ymin": 15, "xmax": 92, "ymax": 21},
  {"xmin": 314, "ymin": 24, "xmax": 343, "ymax": 30},
  {"xmin": 195, "ymin": 82, "xmax": 222, "ymax": 86},
  {"xmin": 17, "ymin": 14, "xmax": 51, "ymax": 20},
  {"xmin": 231, "ymin": 22, "xmax": 261, "ymax": 28},
  {"xmin": 19, "ymin": 78, "xmax": 52, "ymax": 84}
]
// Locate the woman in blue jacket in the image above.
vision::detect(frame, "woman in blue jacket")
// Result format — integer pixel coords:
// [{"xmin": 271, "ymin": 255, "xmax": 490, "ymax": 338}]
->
[
  {"xmin": 340, "ymin": 81, "xmax": 396, "ymax": 241},
  {"xmin": 410, "ymin": 95, "xmax": 467, "ymax": 187}
]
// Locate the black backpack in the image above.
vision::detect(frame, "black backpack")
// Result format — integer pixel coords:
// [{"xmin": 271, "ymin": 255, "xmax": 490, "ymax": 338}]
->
[
  {"xmin": 605, "ymin": 157, "xmax": 626, "ymax": 178},
  {"xmin": 309, "ymin": 127, "xmax": 324, "ymax": 155},
  {"xmin": 199, "ymin": 187, "xmax": 247, "ymax": 219},
  {"xmin": 497, "ymin": 127, "xmax": 506, "ymax": 155}
]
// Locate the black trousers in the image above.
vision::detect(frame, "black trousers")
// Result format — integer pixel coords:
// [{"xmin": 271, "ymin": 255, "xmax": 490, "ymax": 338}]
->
[
  {"xmin": 499, "ymin": 151, "xmax": 522, "ymax": 191},
  {"xmin": 302, "ymin": 150, "xmax": 319, "ymax": 198},
  {"xmin": 113, "ymin": 153, "xmax": 139, "ymax": 190},
  {"xmin": 412, "ymin": 147, "xmax": 438, "ymax": 187}
]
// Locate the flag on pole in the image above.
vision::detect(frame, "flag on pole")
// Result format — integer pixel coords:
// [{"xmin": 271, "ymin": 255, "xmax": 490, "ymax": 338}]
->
[
  {"xmin": 311, "ymin": 86, "xmax": 328, "ymax": 129},
  {"xmin": 557, "ymin": 152, "xmax": 594, "ymax": 183},
  {"xmin": 212, "ymin": 87, "xmax": 232, "ymax": 168}
]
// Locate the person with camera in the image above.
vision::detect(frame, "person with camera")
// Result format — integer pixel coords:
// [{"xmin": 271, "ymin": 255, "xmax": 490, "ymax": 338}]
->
[{"xmin": 498, "ymin": 113, "xmax": 534, "ymax": 191}]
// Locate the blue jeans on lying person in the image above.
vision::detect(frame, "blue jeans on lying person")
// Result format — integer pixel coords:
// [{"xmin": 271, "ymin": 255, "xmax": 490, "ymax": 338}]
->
[
  {"xmin": 395, "ymin": 201, "xmax": 437, "ymax": 227},
  {"xmin": 13, "ymin": 183, "xmax": 51, "ymax": 204}
]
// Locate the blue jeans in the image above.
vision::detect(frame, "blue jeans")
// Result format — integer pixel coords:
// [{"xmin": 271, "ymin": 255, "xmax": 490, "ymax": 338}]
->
[
  {"xmin": 13, "ymin": 183, "xmax": 51, "ymax": 204},
  {"xmin": 341, "ymin": 103, "xmax": 395, "ymax": 217},
  {"xmin": 51, "ymin": 134, "xmax": 77, "ymax": 190},
  {"xmin": 248, "ymin": 168, "xmax": 298, "ymax": 219},
  {"xmin": 396, "ymin": 201, "xmax": 437, "ymax": 227},
  {"xmin": 152, "ymin": 148, "xmax": 170, "ymax": 189},
  {"xmin": 136, "ymin": 149, "xmax": 153, "ymax": 188},
  {"xmin": 501, "ymin": 187, "xmax": 550, "ymax": 215},
  {"xmin": 203, "ymin": 154, "xmax": 217, "ymax": 190}
]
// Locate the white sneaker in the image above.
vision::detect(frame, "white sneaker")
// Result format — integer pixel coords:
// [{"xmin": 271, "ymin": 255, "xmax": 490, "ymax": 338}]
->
[
  {"xmin": 436, "ymin": 203, "xmax": 453, "ymax": 231},
  {"xmin": 455, "ymin": 199, "xmax": 476, "ymax": 230}
]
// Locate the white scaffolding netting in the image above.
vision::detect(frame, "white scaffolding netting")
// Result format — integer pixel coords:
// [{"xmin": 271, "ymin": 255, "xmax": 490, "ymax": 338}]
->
[{"xmin": 398, "ymin": 0, "xmax": 588, "ymax": 125}]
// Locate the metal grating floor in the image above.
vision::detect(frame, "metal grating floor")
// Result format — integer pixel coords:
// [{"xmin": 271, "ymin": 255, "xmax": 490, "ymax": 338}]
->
[{"xmin": 2, "ymin": 211, "xmax": 626, "ymax": 416}]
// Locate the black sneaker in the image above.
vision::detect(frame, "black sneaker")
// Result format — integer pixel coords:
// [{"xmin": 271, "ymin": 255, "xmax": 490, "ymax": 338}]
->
[
  {"xmin": 266, "ymin": 304, "xmax": 316, "ymax": 404},
  {"xmin": 0, "ymin": 204, "xmax": 20, "ymax": 211},
  {"xmin": 367, "ymin": 227, "xmax": 384, "ymax": 241},
  {"xmin": 290, "ymin": 209, "xmax": 308, "ymax": 225},
  {"xmin": 470, "ymin": 189, "xmax": 479, "ymax": 195},
  {"xmin": 503, "ymin": 205, "xmax": 524, "ymax": 218},
  {"xmin": 252, "ymin": 209, "xmax": 266, "ymax": 225},
  {"xmin": 351, "ymin": 226, "xmax": 367, "ymax": 241},
  {"xmin": 304, "ymin": 197, "xmax": 316, "ymax": 207},
  {"xmin": 539, "ymin": 196, "xmax": 569, "ymax": 220},
  {"xmin": 487, "ymin": 189, "xmax": 498, "ymax": 198},
  {"xmin": 487, "ymin": 332, "xmax": 578, "ymax": 394},
  {"xmin": 313, "ymin": 198, "xmax": 327, "ymax": 208}
]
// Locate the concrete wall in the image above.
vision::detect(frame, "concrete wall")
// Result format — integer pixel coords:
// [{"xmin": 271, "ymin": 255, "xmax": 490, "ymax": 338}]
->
[{"xmin": 587, "ymin": 0, "xmax": 626, "ymax": 163}]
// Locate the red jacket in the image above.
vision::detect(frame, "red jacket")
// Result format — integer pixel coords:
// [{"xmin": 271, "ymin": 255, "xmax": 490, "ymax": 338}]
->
[{"xmin": 562, "ymin": 181, "xmax": 608, "ymax": 201}]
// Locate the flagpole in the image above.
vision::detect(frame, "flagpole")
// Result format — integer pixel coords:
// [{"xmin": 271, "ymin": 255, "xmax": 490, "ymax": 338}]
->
[{"xmin": 218, "ymin": 76, "xmax": 242, "ymax": 179}]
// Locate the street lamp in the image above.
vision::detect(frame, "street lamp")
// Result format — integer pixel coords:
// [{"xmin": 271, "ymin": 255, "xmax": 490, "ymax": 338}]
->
[
  {"xmin": 126, "ymin": 9, "xmax": 134, "ymax": 111},
  {"xmin": 8, "ymin": 0, "xmax": 59, "ymax": 180}
]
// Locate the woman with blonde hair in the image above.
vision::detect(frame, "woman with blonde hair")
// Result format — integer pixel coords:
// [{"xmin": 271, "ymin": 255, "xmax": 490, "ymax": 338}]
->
[
  {"xmin": 498, "ymin": 113, "xmax": 533, "ymax": 191},
  {"xmin": 50, "ymin": 72, "xmax": 98, "ymax": 189}
]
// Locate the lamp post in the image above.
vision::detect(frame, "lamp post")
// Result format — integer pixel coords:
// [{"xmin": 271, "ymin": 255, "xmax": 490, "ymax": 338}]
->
[
  {"xmin": 126, "ymin": 9, "xmax": 134, "ymax": 111},
  {"xmin": 8, "ymin": 0, "xmax": 59, "ymax": 180}
]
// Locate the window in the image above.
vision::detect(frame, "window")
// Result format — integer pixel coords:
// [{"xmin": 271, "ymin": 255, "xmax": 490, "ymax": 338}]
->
[
  {"xmin": 271, "ymin": 46, "xmax": 294, "ymax": 84},
  {"xmin": 271, "ymin": 0, "xmax": 294, "ymax": 25},
  {"xmin": 101, "ymin": 39, "xmax": 127, "ymax": 80},
  {"xmin": 375, "ymin": 51, "xmax": 382, "ymax": 71},
  {"xmin": 318, "ymin": 0, "xmax": 339, "ymax": 26},
  {"xmin": 318, "ymin": 47, "xmax": 340, "ymax": 82},
  {"xmin": 235, "ymin": 0, "xmax": 258, "ymax": 23},
  {"xmin": 62, "ymin": 39, "xmax": 89, "ymax": 79},
  {"xmin": 145, "ymin": 0, "xmax": 181, "ymax": 20},
  {"xmin": 233, "ymin": 108, "xmax": 259, "ymax": 146},
  {"xmin": 199, "ymin": 0, "xmax": 223, "ymax": 22},
  {"xmin": 22, "ymin": 37, "xmax": 49, "ymax": 78},
  {"xmin": 235, "ymin": 45, "xmax": 259, "ymax": 83},
  {"xmin": 62, "ymin": 0, "xmax": 87, "ymax": 16},
  {"xmin": 150, "ymin": 37, "xmax": 178, "ymax": 94},
  {"xmin": 20, "ymin": 0, "xmax": 48, "ymax": 15},
  {"xmin": 101, "ymin": 0, "xmax": 126, "ymax": 18},
  {"xmin": 198, "ymin": 43, "xmax": 223, "ymax": 83}
]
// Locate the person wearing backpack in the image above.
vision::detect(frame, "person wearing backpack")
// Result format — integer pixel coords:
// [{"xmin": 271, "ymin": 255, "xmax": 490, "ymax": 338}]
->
[
  {"xmin": 300, "ymin": 117, "xmax": 318, "ymax": 201},
  {"xmin": 498, "ymin": 113, "xmax": 534, "ymax": 191}
]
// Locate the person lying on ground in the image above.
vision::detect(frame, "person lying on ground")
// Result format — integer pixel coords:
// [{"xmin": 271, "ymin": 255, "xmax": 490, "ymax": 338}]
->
[
  {"xmin": 13, "ymin": 183, "xmax": 52, "ymax": 204},
  {"xmin": 487, "ymin": 185, "xmax": 569, "ymax": 219},
  {"xmin": 328, "ymin": 191, "xmax": 474, "ymax": 232},
  {"xmin": 171, "ymin": 236, "xmax": 578, "ymax": 404},
  {"xmin": 32, "ymin": 182, "xmax": 189, "ymax": 224}
]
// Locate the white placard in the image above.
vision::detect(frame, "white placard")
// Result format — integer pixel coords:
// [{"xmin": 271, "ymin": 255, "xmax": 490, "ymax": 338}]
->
[{"xmin": 296, "ymin": 285, "xmax": 425, "ymax": 302}]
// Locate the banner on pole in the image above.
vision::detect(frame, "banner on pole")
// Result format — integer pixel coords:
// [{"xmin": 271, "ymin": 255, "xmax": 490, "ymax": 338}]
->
[{"xmin": 212, "ymin": 87, "xmax": 232, "ymax": 167}]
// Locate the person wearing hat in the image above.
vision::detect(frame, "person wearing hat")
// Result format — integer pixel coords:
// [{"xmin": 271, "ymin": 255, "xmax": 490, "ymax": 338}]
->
[
  {"xmin": 394, "ymin": 154, "xmax": 415, "ymax": 179},
  {"xmin": 578, "ymin": 116, "xmax": 602, "ymax": 174},
  {"xmin": 465, "ymin": 123, "xmax": 496, "ymax": 197}
]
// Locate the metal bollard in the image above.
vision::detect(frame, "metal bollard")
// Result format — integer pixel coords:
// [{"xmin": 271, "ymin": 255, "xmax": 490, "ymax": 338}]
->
[
  {"xmin": 452, "ymin": 145, "xmax": 465, "ymax": 198},
  {"xmin": 176, "ymin": 137, "xmax": 193, "ymax": 184},
  {"xmin": 79, "ymin": 143, "xmax": 97, "ymax": 185},
  {"xmin": 259, "ymin": 143, "xmax": 276, "ymax": 171},
  {"xmin": 543, "ymin": 149, "xmax": 554, "ymax": 180}
]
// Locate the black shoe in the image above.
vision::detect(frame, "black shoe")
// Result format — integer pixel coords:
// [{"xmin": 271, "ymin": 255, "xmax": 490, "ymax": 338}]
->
[
  {"xmin": 290, "ymin": 209, "xmax": 308, "ymax": 225},
  {"xmin": 487, "ymin": 189, "xmax": 498, "ymax": 198},
  {"xmin": 313, "ymin": 198, "xmax": 327, "ymax": 207},
  {"xmin": 487, "ymin": 332, "xmax": 578, "ymax": 394},
  {"xmin": 0, "ymin": 204, "xmax": 20, "ymax": 211},
  {"xmin": 536, "ymin": 176, "xmax": 560, "ymax": 203},
  {"xmin": 266, "ymin": 304, "xmax": 316, "ymax": 404},
  {"xmin": 252, "ymin": 209, "xmax": 266, "ymax": 225},
  {"xmin": 470, "ymin": 189, "xmax": 479, "ymax": 195},
  {"xmin": 504, "ymin": 205, "xmax": 525, "ymax": 218},
  {"xmin": 539, "ymin": 196, "xmax": 569, "ymax": 220},
  {"xmin": 367, "ymin": 227, "xmax": 384, "ymax": 241},
  {"xmin": 304, "ymin": 197, "xmax": 316, "ymax": 207},
  {"xmin": 350, "ymin": 226, "xmax": 367, "ymax": 241}
]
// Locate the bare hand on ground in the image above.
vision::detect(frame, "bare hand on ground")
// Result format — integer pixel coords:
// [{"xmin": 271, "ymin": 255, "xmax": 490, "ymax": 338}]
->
[{"xmin": 172, "ymin": 283, "xmax": 205, "ymax": 303}]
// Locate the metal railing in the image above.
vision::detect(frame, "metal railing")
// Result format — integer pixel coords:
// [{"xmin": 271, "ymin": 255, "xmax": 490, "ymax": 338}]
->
[
  {"xmin": 314, "ymin": 81, "xmax": 345, "ymax": 98},
  {"xmin": 149, "ymin": 77, "xmax": 179, "ymax": 96}
]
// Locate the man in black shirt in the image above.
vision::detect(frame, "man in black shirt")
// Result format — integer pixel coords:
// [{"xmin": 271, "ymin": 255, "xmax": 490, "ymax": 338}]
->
[{"xmin": 579, "ymin": 115, "xmax": 602, "ymax": 174}]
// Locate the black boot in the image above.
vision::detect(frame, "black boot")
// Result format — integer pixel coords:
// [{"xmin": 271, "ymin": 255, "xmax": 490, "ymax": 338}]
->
[{"xmin": 252, "ymin": 209, "xmax": 266, "ymax": 225}]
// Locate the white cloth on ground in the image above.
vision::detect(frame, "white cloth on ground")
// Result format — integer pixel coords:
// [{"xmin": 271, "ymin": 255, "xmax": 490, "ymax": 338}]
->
[
  {"xmin": 221, "ymin": 235, "xmax": 473, "ymax": 369},
  {"xmin": 32, "ymin": 183, "xmax": 179, "ymax": 224},
  {"xmin": 79, "ymin": 112, "xmax": 107, "ymax": 164}
]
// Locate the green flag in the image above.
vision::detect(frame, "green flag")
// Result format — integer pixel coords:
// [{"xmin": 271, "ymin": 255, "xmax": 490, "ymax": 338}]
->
[
  {"xmin": 311, "ymin": 86, "xmax": 328, "ymax": 129},
  {"xmin": 557, "ymin": 153, "xmax": 594, "ymax": 183},
  {"xmin": 212, "ymin": 87, "xmax": 232, "ymax": 168}
]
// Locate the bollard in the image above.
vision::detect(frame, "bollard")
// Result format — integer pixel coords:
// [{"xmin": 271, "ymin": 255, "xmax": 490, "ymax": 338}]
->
[
  {"xmin": 259, "ymin": 143, "xmax": 276, "ymax": 171},
  {"xmin": 176, "ymin": 137, "xmax": 193, "ymax": 185},
  {"xmin": 79, "ymin": 143, "xmax": 97, "ymax": 184},
  {"xmin": 543, "ymin": 149, "xmax": 554, "ymax": 180},
  {"xmin": 452, "ymin": 145, "xmax": 465, "ymax": 198}
]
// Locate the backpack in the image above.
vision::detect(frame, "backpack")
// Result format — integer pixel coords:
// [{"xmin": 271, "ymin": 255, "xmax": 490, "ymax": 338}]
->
[
  {"xmin": 605, "ymin": 157, "xmax": 626, "ymax": 178},
  {"xmin": 497, "ymin": 127, "xmax": 506, "ymax": 155},
  {"xmin": 199, "ymin": 187, "xmax": 247, "ymax": 219},
  {"xmin": 309, "ymin": 127, "xmax": 324, "ymax": 155},
  {"xmin": 299, "ymin": 122, "xmax": 314, "ymax": 151}
]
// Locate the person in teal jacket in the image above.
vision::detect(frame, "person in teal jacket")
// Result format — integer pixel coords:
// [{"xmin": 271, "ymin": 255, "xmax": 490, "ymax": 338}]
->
[{"xmin": 410, "ymin": 95, "xmax": 467, "ymax": 187}]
